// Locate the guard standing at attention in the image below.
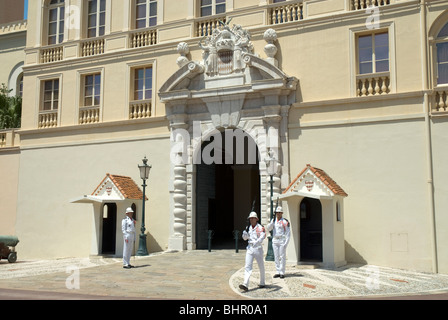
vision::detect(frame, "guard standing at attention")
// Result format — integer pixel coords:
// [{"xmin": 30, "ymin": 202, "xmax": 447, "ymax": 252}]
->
[
  {"xmin": 267, "ymin": 206, "xmax": 290, "ymax": 278},
  {"xmin": 122, "ymin": 207, "xmax": 136, "ymax": 269},
  {"xmin": 239, "ymin": 211, "xmax": 266, "ymax": 292}
]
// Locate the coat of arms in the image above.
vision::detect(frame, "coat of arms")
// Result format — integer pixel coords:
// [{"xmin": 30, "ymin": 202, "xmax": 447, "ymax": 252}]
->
[{"xmin": 305, "ymin": 180, "xmax": 314, "ymax": 192}]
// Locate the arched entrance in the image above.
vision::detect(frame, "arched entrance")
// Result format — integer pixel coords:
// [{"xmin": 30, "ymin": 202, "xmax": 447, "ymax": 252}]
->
[
  {"xmin": 299, "ymin": 198, "xmax": 323, "ymax": 262},
  {"xmin": 195, "ymin": 129, "xmax": 260, "ymax": 249}
]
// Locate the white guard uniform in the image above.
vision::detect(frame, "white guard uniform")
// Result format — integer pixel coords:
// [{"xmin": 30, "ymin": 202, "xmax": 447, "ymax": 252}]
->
[
  {"xmin": 242, "ymin": 223, "xmax": 266, "ymax": 288},
  {"xmin": 122, "ymin": 216, "xmax": 136, "ymax": 266},
  {"xmin": 267, "ymin": 217, "xmax": 290, "ymax": 276}
]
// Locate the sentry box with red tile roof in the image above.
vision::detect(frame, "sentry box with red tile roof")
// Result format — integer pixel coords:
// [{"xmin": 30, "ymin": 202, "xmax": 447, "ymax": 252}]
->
[
  {"xmin": 71, "ymin": 174, "xmax": 147, "ymax": 257},
  {"xmin": 278, "ymin": 164, "xmax": 348, "ymax": 269}
]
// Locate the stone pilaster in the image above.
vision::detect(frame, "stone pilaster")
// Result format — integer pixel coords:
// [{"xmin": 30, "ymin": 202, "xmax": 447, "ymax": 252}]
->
[{"xmin": 167, "ymin": 109, "xmax": 189, "ymax": 251}]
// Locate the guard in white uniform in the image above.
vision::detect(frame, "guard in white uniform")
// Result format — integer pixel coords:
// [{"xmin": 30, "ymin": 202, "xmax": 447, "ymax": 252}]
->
[
  {"xmin": 239, "ymin": 211, "xmax": 266, "ymax": 292},
  {"xmin": 267, "ymin": 206, "xmax": 290, "ymax": 278},
  {"xmin": 122, "ymin": 207, "xmax": 136, "ymax": 269}
]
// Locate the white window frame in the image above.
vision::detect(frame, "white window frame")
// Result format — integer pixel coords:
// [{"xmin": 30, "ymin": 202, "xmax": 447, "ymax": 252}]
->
[
  {"xmin": 349, "ymin": 22, "xmax": 396, "ymax": 97},
  {"xmin": 433, "ymin": 23, "xmax": 448, "ymax": 86},
  {"xmin": 86, "ymin": 0, "xmax": 106, "ymax": 38},
  {"xmin": 47, "ymin": 0, "xmax": 65, "ymax": 45},
  {"xmin": 36, "ymin": 73, "xmax": 63, "ymax": 128},
  {"xmin": 135, "ymin": 0, "xmax": 158, "ymax": 29},
  {"xmin": 356, "ymin": 31, "xmax": 389, "ymax": 75},
  {"xmin": 126, "ymin": 60, "xmax": 157, "ymax": 118},
  {"xmin": 76, "ymin": 68, "xmax": 105, "ymax": 123},
  {"xmin": 41, "ymin": 79, "xmax": 60, "ymax": 112},
  {"xmin": 199, "ymin": 0, "xmax": 226, "ymax": 17},
  {"xmin": 132, "ymin": 66, "xmax": 154, "ymax": 101},
  {"xmin": 82, "ymin": 73, "xmax": 102, "ymax": 107}
]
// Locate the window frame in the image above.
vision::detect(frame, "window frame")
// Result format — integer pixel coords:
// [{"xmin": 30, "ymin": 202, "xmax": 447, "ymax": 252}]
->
[
  {"xmin": 132, "ymin": 66, "xmax": 153, "ymax": 102},
  {"xmin": 41, "ymin": 79, "xmax": 60, "ymax": 112},
  {"xmin": 126, "ymin": 60, "xmax": 156, "ymax": 119},
  {"xmin": 349, "ymin": 23, "xmax": 396, "ymax": 97},
  {"xmin": 86, "ymin": 0, "xmax": 106, "ymax": 38},
  {"xmin": 76, "ymin": 68, "xmax": 104, "ymax": 124},
  {"xmin": 199, "ymin": 0, "xmax": 226, "ymax": 17},
  {"xmin": 47, "ymin": 0, "xmax": 65, "ymax": 45},
  {"xmin": 356, "ymin": 31, "xmax": 390, "ymax": 75},
  {"xmin": 135, "ymin": 0, "xmax": 158, "ymax": 30},
  {"xmin": 82, "ymin": 73, "xmax": 102, "ymax": 107},
  {"xmin": 434, "ymin": 22, "xmax": 448, "ymax": 86}
]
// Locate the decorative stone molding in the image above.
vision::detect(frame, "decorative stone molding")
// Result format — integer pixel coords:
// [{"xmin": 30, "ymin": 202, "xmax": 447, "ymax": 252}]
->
[
  {"xmin": 176, "ymin": 42, "xmax": 190, "ymax": 69},
  {"xmin": 159, "ymin": 23, "xmax": 299, "ymax": 250},
  {"xmin": 198, "ymin": 21, "xmax": 253, "ymax": 78},
  {"xmin": 263, "ymin": 28, "xmax": 278, "ymax": 66}
]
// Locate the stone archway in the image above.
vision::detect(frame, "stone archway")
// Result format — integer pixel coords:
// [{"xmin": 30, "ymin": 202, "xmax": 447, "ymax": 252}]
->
[{"xmin": 159, "ymin": 24, "xmax": 299, "ymax": 251}]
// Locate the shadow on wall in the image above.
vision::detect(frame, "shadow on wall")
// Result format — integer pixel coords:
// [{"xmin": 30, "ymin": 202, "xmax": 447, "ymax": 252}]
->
[
  {"xmin": 345, "ymin": 240, "xmax": 367, "ymax": 265},
  {"xmin": 146, "ymin": 232, "xmax": 164, "ymax": 253}
]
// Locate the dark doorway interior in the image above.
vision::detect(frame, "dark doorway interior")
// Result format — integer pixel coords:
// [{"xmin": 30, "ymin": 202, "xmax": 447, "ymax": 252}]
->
[
  {"xmin": 196, "ymin": 130, "xmax": 260, "ymax": 249},
  {"xmin": 101, "ymin": 203, "xmax": 117, "ymax": 254},
  {"xmin": 299, "ymin": 197, "xmax": 323, "ymax": 261}
]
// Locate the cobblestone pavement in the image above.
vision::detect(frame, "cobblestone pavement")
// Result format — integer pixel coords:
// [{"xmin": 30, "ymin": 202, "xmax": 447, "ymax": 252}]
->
[{"xmin": 1, "ymin": 250, "xmax": 447, "ymax": 300}]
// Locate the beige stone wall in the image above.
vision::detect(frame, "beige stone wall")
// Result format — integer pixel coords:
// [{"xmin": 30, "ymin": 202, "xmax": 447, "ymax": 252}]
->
[
  {"xmin": 15, "ymin": 129, "xmax": 171, "ymax": 259},
  {"xmin": 0, "ymin": 147, "xmax": 20, "ymax": 235},
  {"xmin": 1, "ymin": 0, "xmax": 447, "ymax": 272}
]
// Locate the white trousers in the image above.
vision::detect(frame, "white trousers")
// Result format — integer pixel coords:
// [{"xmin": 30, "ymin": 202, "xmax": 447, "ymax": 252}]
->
[
  {"xmin": 123, "ymin": 234, "xmax": 135, "ymax": 266},
  {"xmin": 243, "ymin": 247, "xmax": 265, "ymax": 287},
  {"xmin": 273, "ymin": 241, "xmax": 287, "ymax": 275}
]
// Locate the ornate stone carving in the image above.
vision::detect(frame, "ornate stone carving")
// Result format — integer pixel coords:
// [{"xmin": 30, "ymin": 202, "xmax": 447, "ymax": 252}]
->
[
  {"xmin": 198, "ymin": 21, "xmax": 253, "ymax": 77},
  {"xmin": 176, "ymin": 42, "xmax": 190, "ymax": 68},
  {"xmin": 264, "ymin": 28, "xmax": 278, "ymax": 66}
]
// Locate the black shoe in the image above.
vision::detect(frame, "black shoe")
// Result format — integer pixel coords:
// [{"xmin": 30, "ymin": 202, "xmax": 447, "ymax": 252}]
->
[
  {"xmin": 258, "ymin": 285, "xmax": 266, "ymax": 288},
  {"xmin": 280, "ymin": 275, "xmax": 285, "ymax": 279},
  {"xmin": 123, "ymin": 265, "xmax": 131, "ymax": 269},
  {"xmin": 239, "ymin": 284, "xmax": 248, "ymax": 292},
  {"xmin": 273, "ymin": 274, "xmax": 281, "ymax": 278},
  {"xmin": 129, "ymin": 265, "xmax": 135, "ymax": 268}
]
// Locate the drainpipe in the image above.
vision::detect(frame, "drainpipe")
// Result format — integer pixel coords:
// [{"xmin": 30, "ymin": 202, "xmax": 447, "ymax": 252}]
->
[{"xmin": 420, "ymin": 0, "xmax": 438, "ymax": 273}]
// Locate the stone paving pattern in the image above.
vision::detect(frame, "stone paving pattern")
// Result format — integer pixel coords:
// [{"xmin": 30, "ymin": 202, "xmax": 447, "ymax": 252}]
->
[{"xmin": 1, "ymin": 250, "xmax": 448, "ymax": 300}]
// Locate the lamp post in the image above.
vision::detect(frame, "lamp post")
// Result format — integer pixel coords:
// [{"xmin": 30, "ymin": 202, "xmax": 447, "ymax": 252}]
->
[
  {"xmin": 137, "ymin": 156, "xmax": 151, "ymax": 256},
  {"xmin": 265, "ymin": 149, "xmax": 278, "ymax": 262}
]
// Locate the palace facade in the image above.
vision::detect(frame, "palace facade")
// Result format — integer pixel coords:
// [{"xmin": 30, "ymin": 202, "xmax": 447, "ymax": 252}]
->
[{"xmin": 1, "ymin": 0, "xmax": 448, "ymax": 274}]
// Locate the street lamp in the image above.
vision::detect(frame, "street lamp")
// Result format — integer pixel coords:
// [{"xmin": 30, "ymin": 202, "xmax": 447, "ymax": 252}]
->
[
  {"xmin": 265, "ymin": 149, "xmax": 278, "ymax": 262},
  {"xmin": 137, "ymin": 156, "xmax": 151, "ymax": 256}
]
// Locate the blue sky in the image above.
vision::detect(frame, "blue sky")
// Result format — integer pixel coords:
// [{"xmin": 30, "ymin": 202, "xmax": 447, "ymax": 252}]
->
[{"xmin": 24, "ymin": 0, "xmax": 28, "ymax": 20}]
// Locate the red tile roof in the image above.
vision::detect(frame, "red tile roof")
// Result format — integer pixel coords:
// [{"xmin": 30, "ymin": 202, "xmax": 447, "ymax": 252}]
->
[
  {"xmin": 92, "ymin": 173, "xmax": 148, "ymax": 200},
  {"xmin": 284, "ymin": 164, "xmax": 348, "ymax": 197}
]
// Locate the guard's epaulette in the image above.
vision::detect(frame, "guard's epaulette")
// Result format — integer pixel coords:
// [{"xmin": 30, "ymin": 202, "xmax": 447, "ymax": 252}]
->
[{"xmin": 284, "ymin": 218, "xmax": 290, "ymax": 226}]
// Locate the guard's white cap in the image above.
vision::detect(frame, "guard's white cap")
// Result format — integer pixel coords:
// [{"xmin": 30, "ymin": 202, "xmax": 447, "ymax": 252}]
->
[
  {"xmin": 275, "ymin": 206, "xmax": 283, "ymax": 213},
  {"xmin": 126, "ymin": 207, "xmax": 134, "ymax": 213},
  {"xmin": 248, "ymin": 211, "xmax": 258, "ymax": 220}
]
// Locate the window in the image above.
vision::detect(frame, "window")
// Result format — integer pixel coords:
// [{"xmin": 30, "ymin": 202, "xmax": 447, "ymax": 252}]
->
[
  {"xmin": 136, "ymin": 0, "xmax": 157, "ymax": 29},
  {"xmin": 357, "ymin": 32, "xmax": 389, "ymax": 74},
  {"xmin": 48, "ymin": 0, "xmax": 65, "ymax": 45},
  {"xmin": 133, "ymin": 67, "xmax": 153, "ymax": 101},
  {"xmin": 87, "ymin": 0, "xmax": 106, "ymax": 38},
  {"xmin": 42, "ymin": 79, "xmax": 59, "ymax": 111},
  {"xmin": 83, "ymin": 74, "xmax": 101, "ymax": 107},
  {"xmin": 200, "ymin": 0, "xmax": 225, "ymax": 17},
  {"xmin": 17, "ymin": 74, "xmax": 23, "ymax": 98},
  {"xmin": 436, "ymin": 23, "xmax": 448, "ymax": 85}
]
